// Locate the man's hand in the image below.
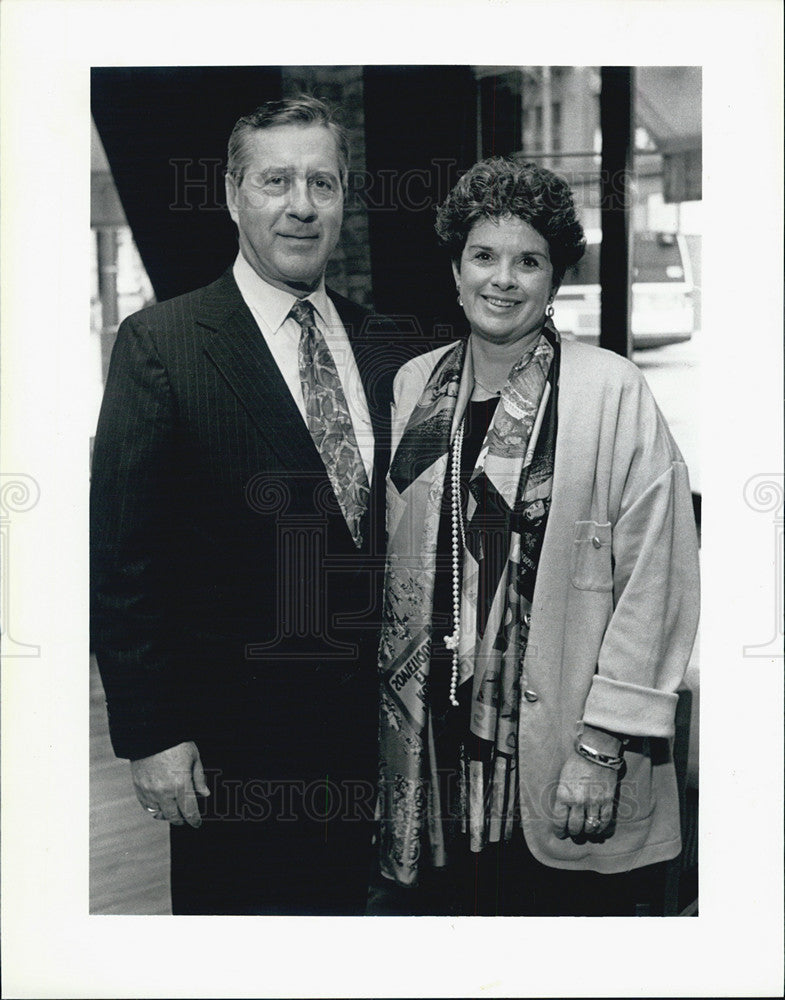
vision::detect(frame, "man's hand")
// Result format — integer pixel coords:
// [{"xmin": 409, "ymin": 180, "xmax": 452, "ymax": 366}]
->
[
  {"xmin": 131, "ymin": 741, "xmax": 210, "ymax": 828},
  {"xmin": 552, "ymin": 754, "xmax": 619, "ymax": 840}
]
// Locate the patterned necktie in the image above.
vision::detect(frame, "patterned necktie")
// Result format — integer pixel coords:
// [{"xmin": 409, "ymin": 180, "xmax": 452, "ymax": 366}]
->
[{"xmin": 291, "ymin": 298, "xmax": 370, "ymax": 549}]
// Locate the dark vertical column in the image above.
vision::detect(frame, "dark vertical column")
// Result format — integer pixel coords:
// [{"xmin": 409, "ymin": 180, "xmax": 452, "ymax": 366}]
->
[
  {"xmin": 599, "ymin": 67, "xmax": 634, "ymax": 358},
  {"xmin": 363, "ymin": 66, "xmax": 477, "ymax": 343},
  {"xmin": 479, "ymin": 72, "xmax": 521, "ymax": 159}
]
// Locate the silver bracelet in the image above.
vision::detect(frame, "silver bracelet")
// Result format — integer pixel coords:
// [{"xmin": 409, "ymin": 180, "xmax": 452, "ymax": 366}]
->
[{"xmin": 573, "ymin": 738, "xmax": 625, "ymax": 771}]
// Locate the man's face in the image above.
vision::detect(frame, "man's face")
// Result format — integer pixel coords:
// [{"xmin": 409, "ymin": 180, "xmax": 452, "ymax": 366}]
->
[{"xmin": 226, "ymin": 124, "xmax": 344, "ymax": 295}]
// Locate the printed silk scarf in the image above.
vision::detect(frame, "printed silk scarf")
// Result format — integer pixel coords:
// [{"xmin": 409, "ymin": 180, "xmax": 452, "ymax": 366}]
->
[{"xmin": 377, "ymin": 326, "xmax": 559, "ymax": 887}]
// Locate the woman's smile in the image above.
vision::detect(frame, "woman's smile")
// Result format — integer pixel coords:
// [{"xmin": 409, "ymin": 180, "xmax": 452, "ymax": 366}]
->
[{"xmin": 482, "ymin": 294, "xmax": 521, "ymax": 309}]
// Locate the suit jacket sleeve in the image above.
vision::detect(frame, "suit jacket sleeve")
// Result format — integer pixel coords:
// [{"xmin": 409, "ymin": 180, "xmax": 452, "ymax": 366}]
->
[
  {"xmin": 581, "ymin": 372, "xmax": 700, "ymax": 739},
  {"xmin": 91, "ymin": 312, "xmax": 191, "ymax": 760}
]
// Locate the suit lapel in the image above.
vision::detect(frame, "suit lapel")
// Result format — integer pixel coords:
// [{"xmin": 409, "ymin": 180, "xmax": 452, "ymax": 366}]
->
[{"xmin": 198, "ymin": 271, "xmax": 324, "ymax": 475}]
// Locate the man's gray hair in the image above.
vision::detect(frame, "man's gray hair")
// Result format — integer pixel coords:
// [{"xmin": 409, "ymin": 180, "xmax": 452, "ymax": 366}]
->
[{"xmin": 226, "ymin": 95, "xmax": 350, "ymax": 190}]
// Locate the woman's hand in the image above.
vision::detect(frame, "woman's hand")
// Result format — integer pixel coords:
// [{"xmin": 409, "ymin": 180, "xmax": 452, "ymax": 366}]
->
[{"xmin": 552, "ymin": 754, "xmax": 619, "ymax": 840}]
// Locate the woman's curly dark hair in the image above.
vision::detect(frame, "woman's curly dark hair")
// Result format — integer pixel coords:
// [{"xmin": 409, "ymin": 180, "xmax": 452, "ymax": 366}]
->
[{"xmin": 435, "ymin": 157, "xmax": 586, "ymax": 286}]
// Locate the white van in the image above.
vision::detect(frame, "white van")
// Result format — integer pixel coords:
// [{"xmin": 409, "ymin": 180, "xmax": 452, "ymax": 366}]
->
[{"xmin": 554, "ymin": 230, "xmax": 695, "ymax": 349}]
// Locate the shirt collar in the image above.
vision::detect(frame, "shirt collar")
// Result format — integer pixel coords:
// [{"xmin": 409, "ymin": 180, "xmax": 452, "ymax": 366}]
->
[{"xmin": 233, "ymin": 252, "xmax": 331, "ymax": 333}]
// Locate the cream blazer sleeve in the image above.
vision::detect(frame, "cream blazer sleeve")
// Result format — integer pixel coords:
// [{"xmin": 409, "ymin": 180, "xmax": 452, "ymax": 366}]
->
[{"xmin": 579, "ymin": 361, "xmax": 700, "ymax": 738}]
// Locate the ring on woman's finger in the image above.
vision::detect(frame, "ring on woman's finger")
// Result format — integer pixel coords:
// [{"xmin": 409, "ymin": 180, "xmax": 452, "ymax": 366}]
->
[
  {"xmin": 585, "ymin": 816, "xmax": 601, "ymax": 828},
  {"xmin": 145, "ymin": 806, "xmax": 159, "ymax": 814}
]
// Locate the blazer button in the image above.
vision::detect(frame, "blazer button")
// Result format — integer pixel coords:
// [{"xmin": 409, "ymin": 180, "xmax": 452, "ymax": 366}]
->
[
  {"xmin": 592, "ymin": 536, "xmax": 602, "ymax": 549},
  {"xmin": 523, "ymin": 689, "xmax": 539, "ymax": 703}
]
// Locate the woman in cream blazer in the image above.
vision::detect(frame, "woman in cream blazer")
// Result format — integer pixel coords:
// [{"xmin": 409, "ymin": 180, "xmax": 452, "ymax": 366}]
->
[{"xmin": 371, "ymin": 156, "xmax": 699, "ymax": 916}]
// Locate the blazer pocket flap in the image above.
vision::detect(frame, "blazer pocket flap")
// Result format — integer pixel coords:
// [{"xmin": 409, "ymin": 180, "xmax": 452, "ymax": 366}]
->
[{"xmin": 570, "ymin": 520, "xmax": 613, "ymax": 591}]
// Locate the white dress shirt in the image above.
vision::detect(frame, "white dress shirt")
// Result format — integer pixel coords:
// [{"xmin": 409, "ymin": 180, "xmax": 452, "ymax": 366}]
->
[{"xmin": 233, "ymin": 253, "xmax": 374, "ymax": 483}]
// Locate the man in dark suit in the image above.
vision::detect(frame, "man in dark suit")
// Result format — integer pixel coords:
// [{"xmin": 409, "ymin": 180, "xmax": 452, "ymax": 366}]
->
[{"xmin": 91, "ymin": 97, "xmax": 395, "ymax": 914}]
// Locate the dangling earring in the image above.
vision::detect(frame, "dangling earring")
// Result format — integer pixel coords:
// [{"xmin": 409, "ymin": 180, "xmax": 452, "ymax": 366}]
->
[
  {"xmin": 546, "ymin": 301, "xmax": 554, "ymax": 319},
  {"xmin": 457, "ymin": 289, "xmax": 463, "ymax": 307}
]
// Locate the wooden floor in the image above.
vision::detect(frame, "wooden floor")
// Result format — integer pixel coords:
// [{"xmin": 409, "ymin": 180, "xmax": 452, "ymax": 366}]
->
[{"xmin": 90, "ymin": 656, "xmax": 172, "ymax": 914}]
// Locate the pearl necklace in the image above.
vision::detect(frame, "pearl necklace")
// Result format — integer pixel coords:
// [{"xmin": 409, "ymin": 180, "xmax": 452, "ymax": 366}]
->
[{"xmin": 443, "ymin": 418, "xmax": 466, "ymax": 707}]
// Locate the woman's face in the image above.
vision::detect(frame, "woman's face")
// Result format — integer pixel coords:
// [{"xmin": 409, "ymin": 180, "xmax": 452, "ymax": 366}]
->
[{"xmin": 453, "ymin": 216, "xmax": 556, "ymax": 346}]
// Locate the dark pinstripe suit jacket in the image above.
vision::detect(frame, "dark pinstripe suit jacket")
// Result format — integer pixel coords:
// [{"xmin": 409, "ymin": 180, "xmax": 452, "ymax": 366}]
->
[{"xmin": 91, "ymin": 269, "xmax": 397, "ymax": 774}]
